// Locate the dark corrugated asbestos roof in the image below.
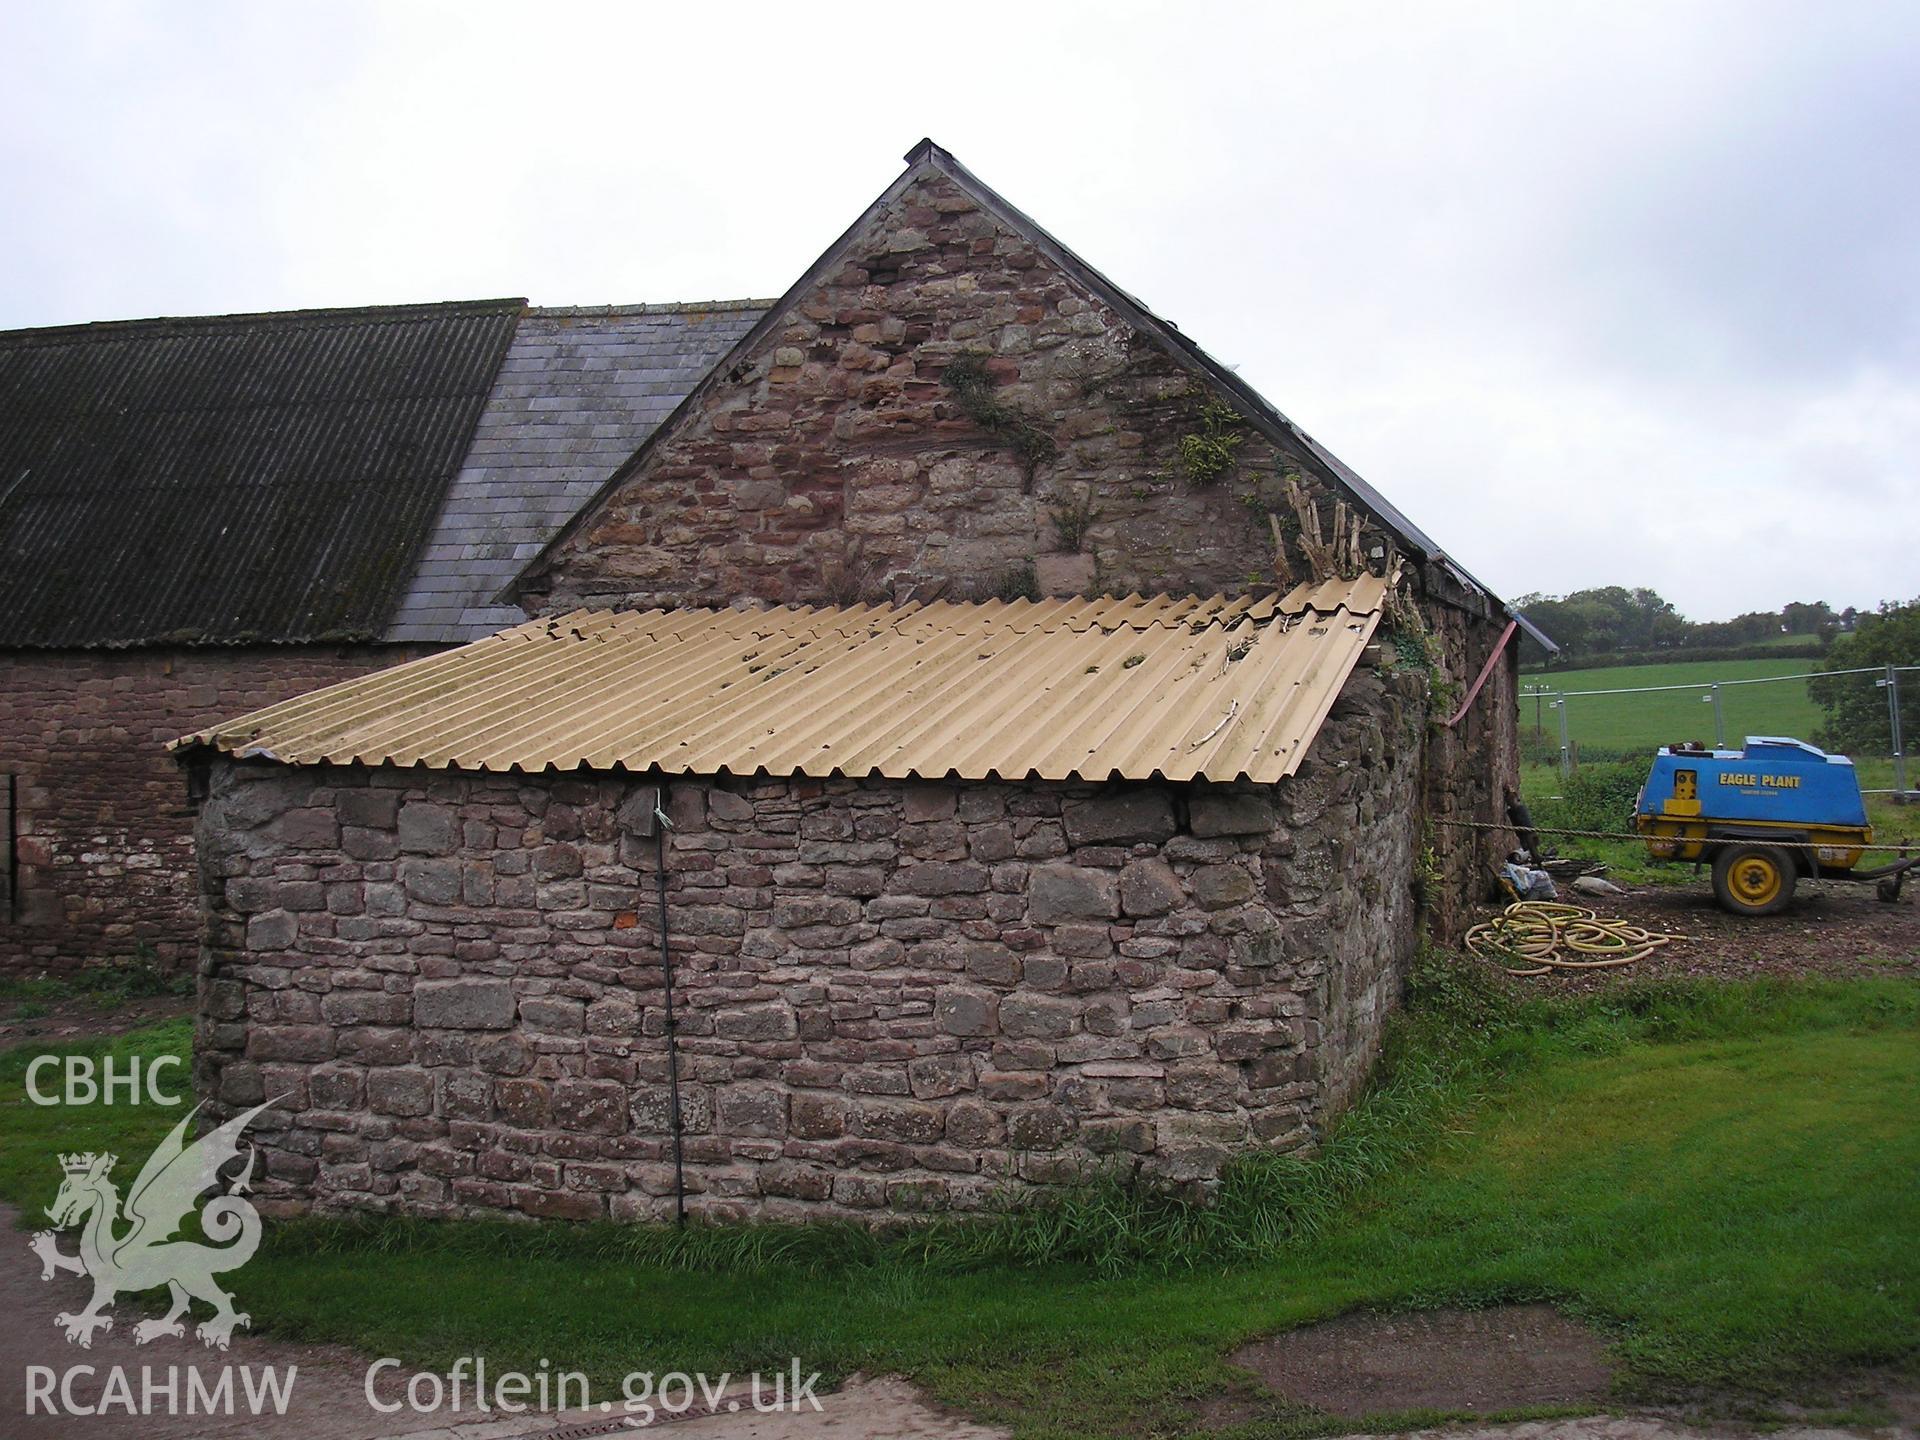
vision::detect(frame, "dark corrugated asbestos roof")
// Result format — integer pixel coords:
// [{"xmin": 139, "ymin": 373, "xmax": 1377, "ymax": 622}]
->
[{"xmin": 0, "ymin": 298, "xmax": 523, "ymax": 648}]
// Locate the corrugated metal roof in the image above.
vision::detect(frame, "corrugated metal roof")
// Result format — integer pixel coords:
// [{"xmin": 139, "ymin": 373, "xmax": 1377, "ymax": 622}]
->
[
  {"xmin": 175, "ymin": 575, "xmax": 1386, "ymax": 784},
  {"xmin": 0, "ymin": 299, "xmax": 523, "ymax": 648},
  {"xmin": 384, "ymin": 301, "xmax": 769, "ymax": 645}
]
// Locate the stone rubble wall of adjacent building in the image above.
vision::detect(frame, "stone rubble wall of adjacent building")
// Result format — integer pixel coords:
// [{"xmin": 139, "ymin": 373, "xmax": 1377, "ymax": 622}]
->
[
  {"xmin": 192, "ymin": 667, "xmax": 1422, "ymax": 1222},
  {"xmin": 1416, "ymin": 608, "xmax": 1524, "ymax": 943},
  {"xmin": 0, "ymin": 645, "xmax": 435, "ymax": 974}
]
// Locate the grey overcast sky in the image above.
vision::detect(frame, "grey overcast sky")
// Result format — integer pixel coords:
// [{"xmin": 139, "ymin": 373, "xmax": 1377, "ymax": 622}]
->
[{"xmin": 3, "ymin": 1, "xmax": 1914, "ymax": 621}]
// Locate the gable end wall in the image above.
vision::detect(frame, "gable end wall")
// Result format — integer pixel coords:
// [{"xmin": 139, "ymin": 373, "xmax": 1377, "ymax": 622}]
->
[
  {"xmin": 526, "ymin": 170, "xmax": 1403, "ymax": 612},
  {"xmin": 521, "ymin": 166, "xmax": 1518, "ymax": 939}
]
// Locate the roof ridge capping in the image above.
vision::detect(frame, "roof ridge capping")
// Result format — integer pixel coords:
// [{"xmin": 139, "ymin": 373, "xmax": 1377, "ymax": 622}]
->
[
  {"xmin": 0, "ymin": 297, "xmax": 527, "ymax": 344},
  {"xmin": 529, "ymin": 299, "xmax": 779, "ymax": 318}
]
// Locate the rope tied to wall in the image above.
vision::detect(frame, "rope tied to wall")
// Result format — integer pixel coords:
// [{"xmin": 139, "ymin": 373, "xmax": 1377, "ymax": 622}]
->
[{"xmin": 1429, "ymin": 816, "xmax": 1920, "ymax": 856}]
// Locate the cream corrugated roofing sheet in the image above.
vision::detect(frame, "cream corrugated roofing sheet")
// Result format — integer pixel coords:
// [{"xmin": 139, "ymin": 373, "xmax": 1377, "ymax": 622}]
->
[{"xmin": 174, "ymin": 575, "xmax": 1388, "ymax": 785}]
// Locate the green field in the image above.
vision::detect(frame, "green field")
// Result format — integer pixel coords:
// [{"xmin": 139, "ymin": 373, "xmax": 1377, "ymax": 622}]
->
[
  {"xmin": 1519, "ymin": 657, "xmax": 1831, "ymax": 758},
  {"xmin": 1519, "ymin": 634, "xmax": 1828, "ymax": 673}
]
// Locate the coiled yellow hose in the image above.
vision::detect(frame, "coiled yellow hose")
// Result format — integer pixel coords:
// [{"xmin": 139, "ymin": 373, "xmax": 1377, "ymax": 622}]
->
[{"xmin": 1464, "ymin": 901, "xmax": 1685, "ymax": 977}]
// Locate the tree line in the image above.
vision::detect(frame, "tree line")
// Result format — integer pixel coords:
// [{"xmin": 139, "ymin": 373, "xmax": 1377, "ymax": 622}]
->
[
  {"xmin": 1810, "ymin": 599, "xmax": 1920, "ymax": 755},
  {"xmin": 1514, "ymin": 586, "xmax": 1859, "ymax": 666}
]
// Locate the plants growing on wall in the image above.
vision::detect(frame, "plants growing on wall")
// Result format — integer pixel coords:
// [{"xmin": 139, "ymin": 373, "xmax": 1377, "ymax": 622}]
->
[
  {"xmin": 993, "ymin": 559, "xmax": 1040, "ymax": 603},
  {"xmin": 1177, "ymin": 399, "xmax": 1245, "ymax": 484},
  {"xmin": 819, "ymin": 535, "xmax": 875, "ymax": 606},
  {"xmin": 1047, "ymin": 484, "xmax": 1097, "ymax": 552},
  {"xmin": 942, "ymin": 355, "xmax": 1058, "ymax": 488}
]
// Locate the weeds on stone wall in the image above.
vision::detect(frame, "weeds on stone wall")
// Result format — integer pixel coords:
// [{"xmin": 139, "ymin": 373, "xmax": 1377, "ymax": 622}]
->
[
  {"xmin": 1177, "ymin": 399, "xmax": 1245, "ymax": 485},
  {"xmin": 1386, "ymin": 626, "xmax": 1461, "ymax": 722},
  {"xmin": 942, "ymin": 355, "xmax": 1058, "ymax": 489},
  {"xmin": 1086, "ymin": 551, "xmax": 1108, "ymax": 598},
  {"xmin": 993, "ymin": 559, "xmax": 1040, "ymax": 603},
  {"xmin": 1411, "ymin": 828, "xmax": 1443, "ymax": 913},
  {"xmin": 820, "ymin": 536, "xmax": 876, "ymax": 606},
  {"xmin": 1047, "ymin": 485, "xmax": 1097, "ymax": 552},
  {"xmin": 1391, "ymin": 629, "xmax": 1438, "ymax": 673}
]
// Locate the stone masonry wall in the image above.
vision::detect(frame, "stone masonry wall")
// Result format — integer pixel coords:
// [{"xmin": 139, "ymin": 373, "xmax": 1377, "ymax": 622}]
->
[
  {"xmin": 193, "ymin": 666, "xmax": 1422, "ymax": 1222},
  {"xmin": 524, "ymin": 167, "xmax": 1406, "ymax": 614},
  {"xmin": 1419, "ymin": 612, "xmax": 1524, "ymax": 942},
  {"xmin": 0, "ymin": 645, "xmax": 433, "ymax": 974}
]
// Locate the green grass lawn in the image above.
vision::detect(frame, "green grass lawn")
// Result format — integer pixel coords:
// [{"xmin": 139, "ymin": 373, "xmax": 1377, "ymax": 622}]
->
[
  {"xmin": 0, "ymin": 1017, "xmax": 194, "ymax": 1209},
  {"xmin": 1519, "ymin": 657, "xmax": 1829, "ymax": 759},
  {"xmin": 4, "ymin": 977, "xmax": 1916, "ymax": 1437}
]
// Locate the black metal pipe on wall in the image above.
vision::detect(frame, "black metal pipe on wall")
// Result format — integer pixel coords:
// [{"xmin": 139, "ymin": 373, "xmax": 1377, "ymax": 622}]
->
[
  {"xmin": 6, "ymin": 771, "xmax": 16, "ymax": 924},
  {"xmin": 652, "ymin": 799, "xmax": 687, "ymax": 1226}
]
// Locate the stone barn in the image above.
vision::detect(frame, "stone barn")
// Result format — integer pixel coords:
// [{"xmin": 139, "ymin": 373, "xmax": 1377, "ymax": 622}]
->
[
  {"xmin": 176, "ymin": 139, "xmax": 1547, "ymax": 1220},
  {"xmin": 181, "ymin": 581, "xmax": 1424, "ymax": 1219}
]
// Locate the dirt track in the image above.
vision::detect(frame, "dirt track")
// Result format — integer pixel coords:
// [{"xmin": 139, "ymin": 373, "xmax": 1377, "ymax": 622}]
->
[{"xmin": 1475, "ymin": 880, "xmax": 1918, "ymax": 991}]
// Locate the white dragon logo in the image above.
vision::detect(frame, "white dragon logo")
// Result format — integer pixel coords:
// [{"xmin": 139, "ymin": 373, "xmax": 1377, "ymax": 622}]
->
[{"xmin": 29, "ymin": 1099, "xmax": 276, "ymax": 1349}]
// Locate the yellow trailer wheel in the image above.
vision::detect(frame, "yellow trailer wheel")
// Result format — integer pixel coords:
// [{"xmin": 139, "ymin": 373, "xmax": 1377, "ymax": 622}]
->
[{"xmin": 1711, "ymin": 843, "xmax": 1795, "ymax": 917}]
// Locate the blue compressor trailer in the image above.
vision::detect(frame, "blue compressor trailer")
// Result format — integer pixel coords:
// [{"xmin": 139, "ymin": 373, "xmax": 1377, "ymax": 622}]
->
[{"xmin": 1634, "ymin": 736, "xmax": 1914, "ymax": 915}]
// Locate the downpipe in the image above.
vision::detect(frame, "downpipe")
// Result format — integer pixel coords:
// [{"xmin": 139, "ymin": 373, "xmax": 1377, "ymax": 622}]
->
[{"xmin": 651, "ymin": 797, "xmax": 687, "ymax": 1226}]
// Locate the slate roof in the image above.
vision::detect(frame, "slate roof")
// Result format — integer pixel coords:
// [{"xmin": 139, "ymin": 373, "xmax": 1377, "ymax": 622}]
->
[
  {"xmin": 0, "ymin": 300, "xmax": 522, "ymax": 648},
  {"xmin": 384, "ymin": 301, "xmax": 766, "ymax": 644},
  {"xmin": 176, "ymin": 577, "xmax": 1386, "ymax": 783}
]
